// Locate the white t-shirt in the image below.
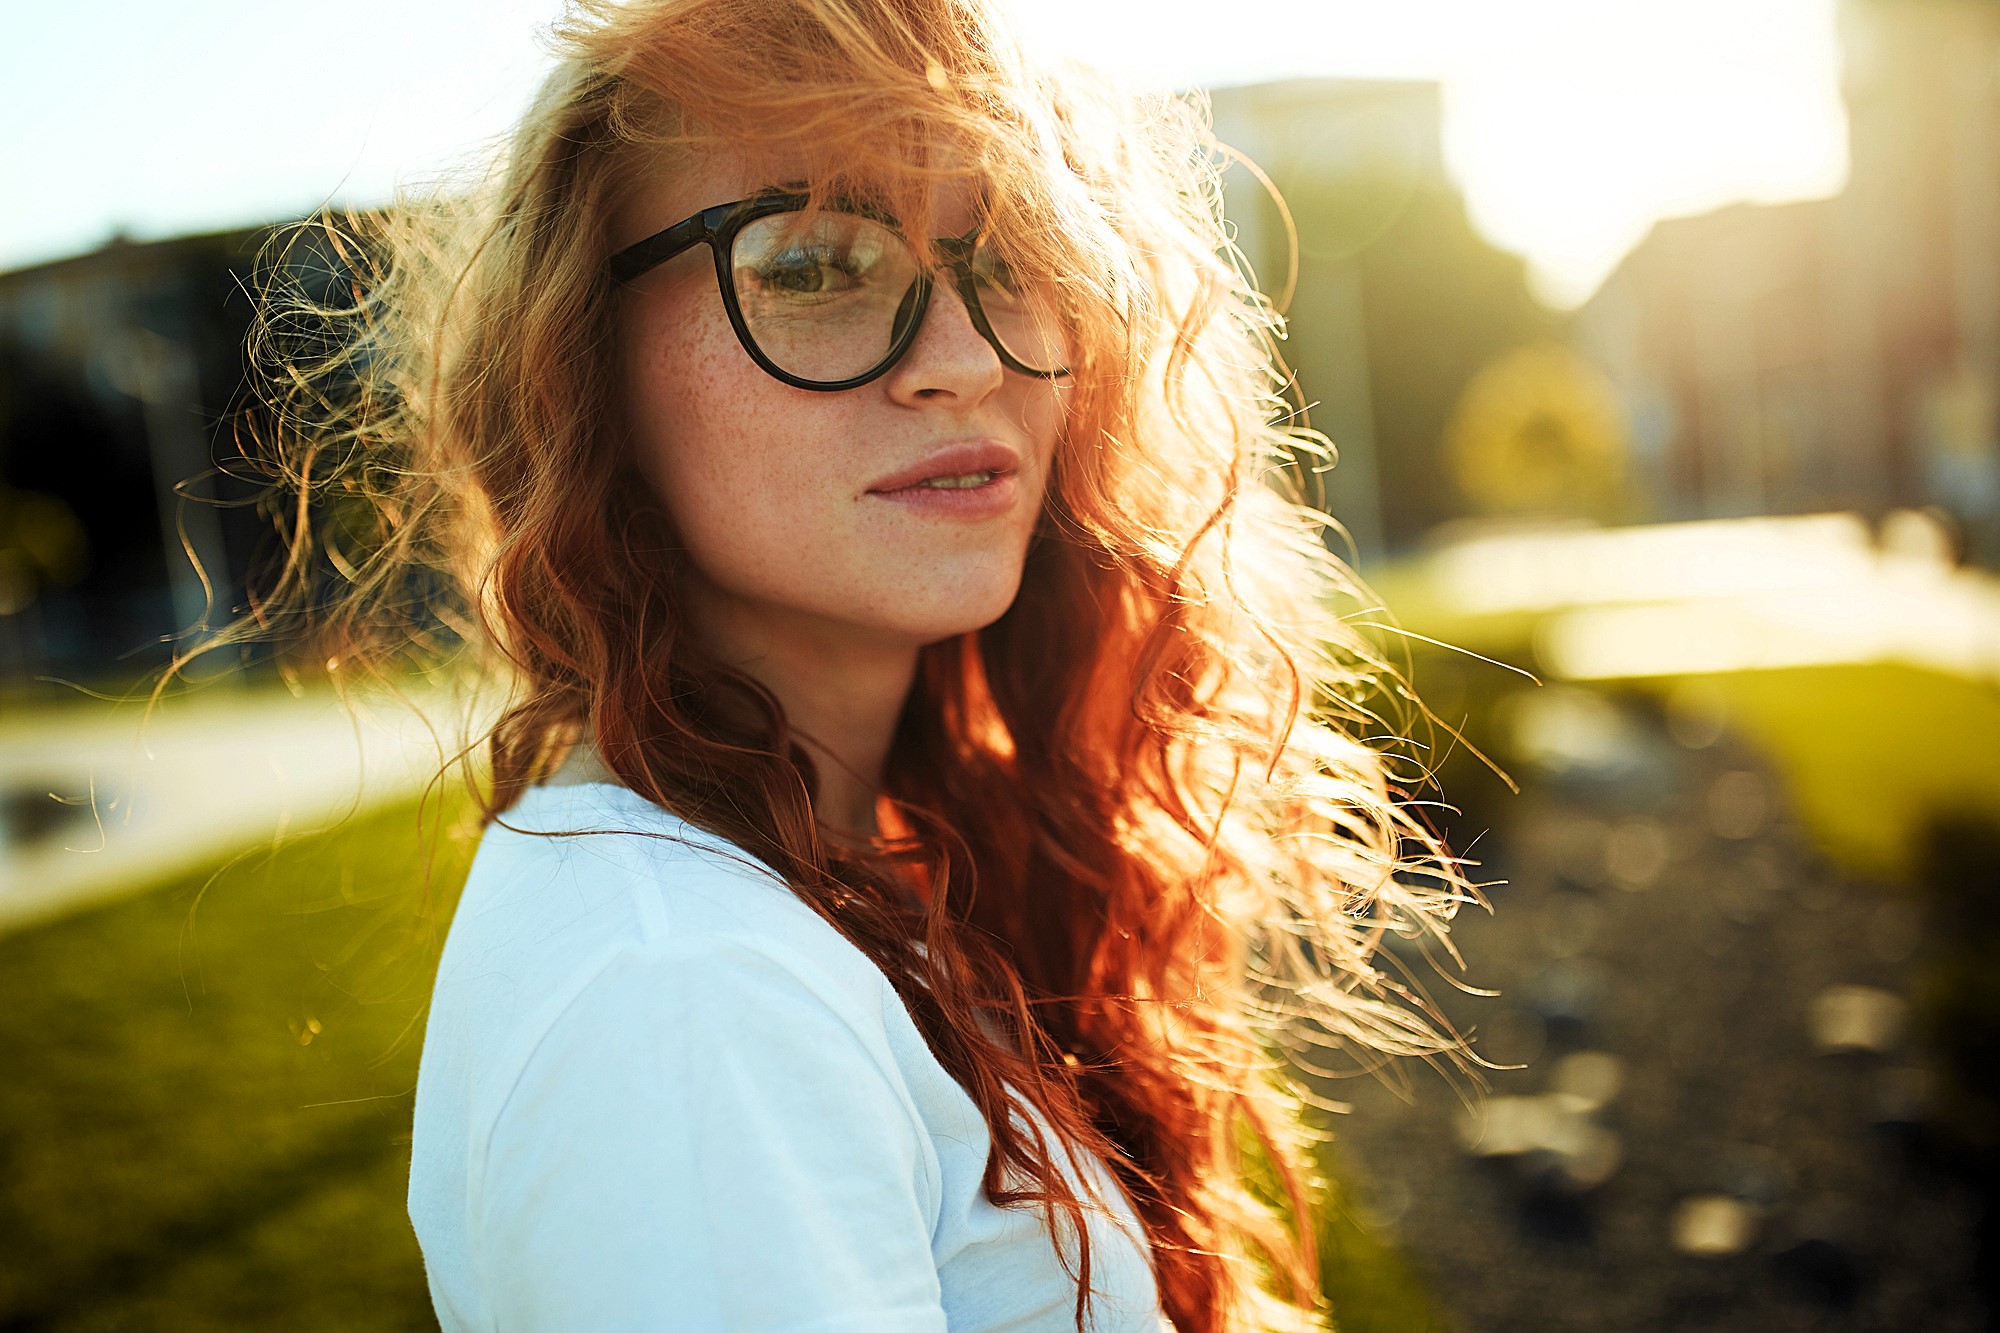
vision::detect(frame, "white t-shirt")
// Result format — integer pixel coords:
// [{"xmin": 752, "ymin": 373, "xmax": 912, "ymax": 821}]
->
[{"xmin": 409, "ymin": 780, "xmax": 1168, "ymax": 1332}]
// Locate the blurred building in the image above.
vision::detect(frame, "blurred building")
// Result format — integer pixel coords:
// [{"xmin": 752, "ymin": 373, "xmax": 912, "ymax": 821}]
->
[
  {"xmin": 1577, "ymin": 0, "xmax": 2000, "ymax": 563},
  {"xmin": 0, "ymin": 79, "xmax": 1555, "ymax": 696},
  {"xmin": 0, "ymin": 230, "xmax": 275, "ymax": 687},
  {"xmin": 1210, "ymin": 79, "xmax": 1557, "ymax": 559}
]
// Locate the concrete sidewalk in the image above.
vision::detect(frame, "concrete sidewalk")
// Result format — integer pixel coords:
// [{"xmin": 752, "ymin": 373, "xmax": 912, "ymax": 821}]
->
[{"xmin": 0, "ymin": 683, "xmax": 483, "ymax": 936}]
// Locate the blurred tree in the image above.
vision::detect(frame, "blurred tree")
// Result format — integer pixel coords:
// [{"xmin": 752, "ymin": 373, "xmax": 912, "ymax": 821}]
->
[
  {"xmin": 1242, "ymin": 169, "xmax": 1562, "ymax": 552},
  {"xmin": 0, "ymin": 229, "xmax": 267, "ymax": 687},
  {"xmin": 1343, "ymin": 181, "xmax": 1563, "ymax": 545},
  {"xmin": 1212, "ymin": 82, "xmax": 1561, "ymax": 556}
]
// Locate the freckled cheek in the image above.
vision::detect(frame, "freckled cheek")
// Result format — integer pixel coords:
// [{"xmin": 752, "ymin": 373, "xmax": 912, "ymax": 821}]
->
[
  {"xmin": 622, "ymin": 312, "xmax": 843, "ymax": 588},
  {"xmin": 626, "ymin": 317, "xmax": 751, "ymax": 511}
]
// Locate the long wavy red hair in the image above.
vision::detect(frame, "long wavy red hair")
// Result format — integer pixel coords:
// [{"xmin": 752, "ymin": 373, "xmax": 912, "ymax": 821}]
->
[{"xmin": 241, "ymin": 1, "xmax": 1473, "ymax": 1328}]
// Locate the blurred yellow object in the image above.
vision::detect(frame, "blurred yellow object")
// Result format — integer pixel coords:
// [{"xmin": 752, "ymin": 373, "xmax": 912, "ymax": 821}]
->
[
  {"xmin": 1445, "ymin": 342, "xmax": 1630, "ymax": 520},
  {"xmin": 1548, "ymin": 1051, "xmax": 1625, "ymax": 1114},
  {"xmin": 1670, "ymin": 1195, "xmax": 1760, "ymax": 1257},
  {"xmin": 1808, "ymin": 984, "xmax": 1908, "ymax": 1056},
  {"xmin": 0, "ymin": 486, "xmax": 89, "ymax": 615},
  {"xmin": 1458, "ymin": 1092, "xmax": 1624, "ymax": 1191}
]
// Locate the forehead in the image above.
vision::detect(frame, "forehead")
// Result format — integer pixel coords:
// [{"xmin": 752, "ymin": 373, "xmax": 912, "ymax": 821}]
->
[{"xmin": 610, "ymin": 142, "xmax": 982, "ymax": 251}]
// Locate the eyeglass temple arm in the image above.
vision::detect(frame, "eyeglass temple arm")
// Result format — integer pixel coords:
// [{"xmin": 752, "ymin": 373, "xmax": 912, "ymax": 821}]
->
[{"xmin": 607, "ymin": 204, "xmax": 735, "ymax": 285}]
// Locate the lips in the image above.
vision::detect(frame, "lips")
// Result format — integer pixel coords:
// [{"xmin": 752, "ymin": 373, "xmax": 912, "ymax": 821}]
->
[{"xmin": 864, "ymin": 440, "xmax": 1022, "ymax": 494}]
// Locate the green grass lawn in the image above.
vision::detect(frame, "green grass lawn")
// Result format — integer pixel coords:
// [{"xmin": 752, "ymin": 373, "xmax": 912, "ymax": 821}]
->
[
  {"xmin": 1649, "ymin": 663, "xmax": 2000, "ymax": 886},
  {"xmin": 0, "ymin": 794, "xmax": 478, "ymax": 1330},
  {"xmin": 1310, "ymin": 1138, "xmax": 1456, "ymax": 1333},
  {"xmin": 0, "ymin": 783, "xmax": 1445, "ymax": 1330}
]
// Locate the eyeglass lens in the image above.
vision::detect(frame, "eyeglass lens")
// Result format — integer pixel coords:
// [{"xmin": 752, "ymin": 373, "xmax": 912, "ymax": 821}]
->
[{"xmin": 728, "ymin": 211, "xmax": 1068, "ymax": 384}]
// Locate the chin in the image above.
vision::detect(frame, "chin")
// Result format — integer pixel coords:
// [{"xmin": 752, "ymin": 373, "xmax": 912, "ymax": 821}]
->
[{"xmin": 884, "ymin": 574, "xmax": 1026, "ymax": 646}]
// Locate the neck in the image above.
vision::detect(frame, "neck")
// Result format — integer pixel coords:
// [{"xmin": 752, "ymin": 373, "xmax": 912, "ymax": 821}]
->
[{"xmin": 684, "ymin": 580, "xmax": 919, "ymax": 843}]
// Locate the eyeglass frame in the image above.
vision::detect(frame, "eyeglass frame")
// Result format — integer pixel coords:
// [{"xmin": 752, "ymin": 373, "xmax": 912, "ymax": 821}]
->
[{"xmin": 605, "ymin": 191, "xmax": 1071, "ymax": 392}]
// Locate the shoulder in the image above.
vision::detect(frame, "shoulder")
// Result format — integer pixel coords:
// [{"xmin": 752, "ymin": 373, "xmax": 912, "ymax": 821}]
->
[
  {"xmin": 418, "ymin": 782, "xmax": 914, "ymax": 1136},
  {"xmin": 438, "ymin": 781, "xmax": 886, "ymax": 1004},
  {"xmin": 462, "ymin": 780, "xmax": 799, "ymax": 937},
  {"xmin": 412, "ymin": 795, "xmax": 955, "ymax": 1328}
]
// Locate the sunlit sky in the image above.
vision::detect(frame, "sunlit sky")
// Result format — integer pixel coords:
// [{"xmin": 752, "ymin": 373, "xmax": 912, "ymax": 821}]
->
[{"xmin": 2, "ymin": 0, "xmax": 1848, "ymax": 306}]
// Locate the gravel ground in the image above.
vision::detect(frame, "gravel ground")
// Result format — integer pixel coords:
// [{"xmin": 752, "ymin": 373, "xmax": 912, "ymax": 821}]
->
[{"xmin": 1318, "ymin": 688, "xmax": 1988, "ymax": 1333}]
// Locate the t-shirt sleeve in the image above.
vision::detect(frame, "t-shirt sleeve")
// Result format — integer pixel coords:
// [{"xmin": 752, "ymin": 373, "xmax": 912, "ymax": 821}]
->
[{"xmin": 473, "ymin": 936, "xmax": 948, "ymax": 1332}]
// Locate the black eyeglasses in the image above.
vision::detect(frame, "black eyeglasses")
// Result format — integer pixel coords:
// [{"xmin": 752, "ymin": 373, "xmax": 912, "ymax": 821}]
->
[{"xmin": 606, "ymin": 192, "xmax": 1071, "ymax": 392}]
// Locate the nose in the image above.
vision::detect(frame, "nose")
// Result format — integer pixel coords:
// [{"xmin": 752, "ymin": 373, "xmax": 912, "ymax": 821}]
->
[{"xmin": 882, "ymin": 278, "xmax": 1004, "ymax": 407}]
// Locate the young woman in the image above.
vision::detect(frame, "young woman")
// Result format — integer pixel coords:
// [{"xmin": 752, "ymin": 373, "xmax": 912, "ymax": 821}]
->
[{"xmin": 249, "ymin": 0, "xmax": 1467, "ymax": 1327}]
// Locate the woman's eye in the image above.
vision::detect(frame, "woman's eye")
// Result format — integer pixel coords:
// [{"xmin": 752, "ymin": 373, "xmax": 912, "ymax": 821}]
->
[
  {"xmin": 978, "ymin": 255, "xmax": 1018, "ymax": 293},
  {"xmin": 759, "ymin": 248, "xmax": 859, "ymax": 296},
  {"xmin": 975, "ymin": 250, "xmax": 1043, "ymax": 306}
]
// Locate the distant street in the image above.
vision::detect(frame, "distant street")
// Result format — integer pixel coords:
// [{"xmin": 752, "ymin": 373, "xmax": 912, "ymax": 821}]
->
[{"xmin": 0, "ymin": 683, "xmax": 480, "ymax": 935}]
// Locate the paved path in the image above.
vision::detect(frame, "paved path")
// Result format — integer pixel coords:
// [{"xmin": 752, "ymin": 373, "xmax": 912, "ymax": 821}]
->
[
  {"xmin": 1418, "ymin": 511, "xmax": 2000, "ymax": 682},
  {"xmin": 0, "ymin": 683, "xmax": 482, "ymax": 935}
]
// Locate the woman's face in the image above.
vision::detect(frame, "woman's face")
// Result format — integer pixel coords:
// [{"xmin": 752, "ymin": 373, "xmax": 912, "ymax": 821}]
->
[{"xmin": 612, "ymin": 149, "xmax": 1067, "ymax": 657}]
